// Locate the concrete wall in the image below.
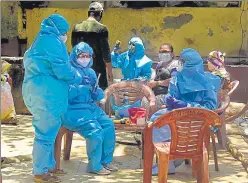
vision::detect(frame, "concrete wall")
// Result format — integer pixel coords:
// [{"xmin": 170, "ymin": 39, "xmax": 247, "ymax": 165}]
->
[
  {"xmin": 1, "ymin": 1, "xmax": 19, "ymax": 39},
  {"xmin": 25, "ymin": 5, "xmax": 248, "ymax": 58},
  {"xmin": 1, "ymin": 2, "xmax": 247, "ymax": 58}
]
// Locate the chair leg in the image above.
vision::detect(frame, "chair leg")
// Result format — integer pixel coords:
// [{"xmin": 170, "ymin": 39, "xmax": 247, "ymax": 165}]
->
[
  {"xmin": 158, "ymin": 153, "xmax": 169, "ymax": 183},
  {"xmin": 55, "ymin": 129, "xmax": 67, "ymax": 170},
  {"xmin": 201, "ymin": 150, "xmax": 210, "ymax": 183},
  {"xmin": 108, "ymin": 99, "xmax": 112, "ymax": 118},
  {"xmin": 192, "ymin": 159, "xmax": 197, "ymax": 177},
  {"xmin": 143, "ymin": 127, "xmax": 154, "ymax": 183},
  {"xmin": 217, "ymin": 113, "xmax": 227, "ymax": 149},
  {"xmin": 63, "ymin": 131, "xmax": 73, "ymax": 161},
  {"xmin": 211, "ymin": 132, "xmax": 219, "ymax": 171},
  {"xmin": 140, "ymin": 132, "xmax": 144, "ymax": 168}
]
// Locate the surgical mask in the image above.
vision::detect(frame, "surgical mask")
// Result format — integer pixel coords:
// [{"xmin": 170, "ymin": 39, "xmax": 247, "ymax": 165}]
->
[
  {"xmin": 77, "ymin": 58, "xmax": 90, "ymax": 67},
  {"xmin": 159, "ymin": 53, "xmax": 172, "ymax": 62},
  {"xmin": 177, "ymin": 62, "xmax": 184, "ymax": 72},
  {"xmin": 59, "ymin": 35, "xmax": 67, "ymax": 43}
]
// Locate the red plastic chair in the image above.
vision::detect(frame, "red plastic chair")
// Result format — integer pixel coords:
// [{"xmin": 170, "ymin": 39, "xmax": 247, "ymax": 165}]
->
[{"xmin": 143, "ymin": 108, "xmax": 222, "ymax": 183}]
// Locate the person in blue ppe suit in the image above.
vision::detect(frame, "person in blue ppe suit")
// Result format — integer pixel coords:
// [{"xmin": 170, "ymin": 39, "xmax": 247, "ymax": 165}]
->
[
  {"xmin": 62, "ymin": 42, "xmax": 118, "ymax": 175},
  {"xmin": 150, "ymin": 48, "xmax": 221, "ymax": 175},
  {"xmin": 22, "ymin": 14, "xmax": 82, "ymax": 182},
  {"xmin": 111, "ymin": 37, "xmax": 152, "ymax": 81}
]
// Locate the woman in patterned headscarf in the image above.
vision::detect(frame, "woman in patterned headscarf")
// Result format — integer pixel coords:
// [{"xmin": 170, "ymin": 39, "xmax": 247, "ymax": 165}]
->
[{"xmin": 207, "ymin": 50, "xmax": 231, "ymax": 91}]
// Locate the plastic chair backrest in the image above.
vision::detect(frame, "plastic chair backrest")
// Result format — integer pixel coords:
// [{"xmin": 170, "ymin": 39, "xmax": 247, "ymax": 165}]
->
[
  {"xmin": 100, "ymin": 81, "xmax": 156, "ymax": 117},
  {"xmin": 150, "ymin": 108, "xmax": 222, "ymax": 158}
]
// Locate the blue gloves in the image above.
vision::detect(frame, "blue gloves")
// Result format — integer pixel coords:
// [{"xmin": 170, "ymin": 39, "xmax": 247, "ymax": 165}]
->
[
  {"xmin": 164, "ymin": 95, "xmax": 187, "ymax": 109},
  {"xmin": 170, "ymin": 68, "xmax": 177, "ymax": 77},
  {"xmin": 164, "ymin": 95, "xmax": 174, "ymax": 109},
  {"xmin": 91, "ymin": 87, "xmax": 104, "ymax": 102},
  {"xmin": 173, "ymin": 99, "xmax": 187, "ymax": 109}
]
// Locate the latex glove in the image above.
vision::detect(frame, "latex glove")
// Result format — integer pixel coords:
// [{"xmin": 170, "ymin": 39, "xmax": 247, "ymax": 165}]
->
[
  {"xmin": 164, "ymin": 95, "xmax": 175, "ymax": 109},
  {"xmin": 81, "ymin": 76, "xmax": 91, "ymax": 85},
  {"xmin": 172, "ymin": 99, "xmax": 188, "ymax": 109},
  {"xmin": 164, "ymin": 95, "xmax": 187, "ymax": 109},
  {"xmin": 170, "ymin": 68, "xmax": 177, "ymax": 77},
  {"xmin": 113, "ymin": 40, "xmax": 121, "ymax": 53},
  {"xmin": 91, "ymin": 87, "xmax": 104, "ymax": 102},
  {"xmin": 81, "ymin": 76, "xmax": 95, "ymax": 87}
]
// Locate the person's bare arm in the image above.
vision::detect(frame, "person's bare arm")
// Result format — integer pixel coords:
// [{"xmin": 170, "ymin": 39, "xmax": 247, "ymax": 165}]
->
[
  {"xmin": 148, "ymin": 78, "xmax": 171, "ymax": 89},
  {"xmin": 105, "ymin": 62, "xmax": 113, "ymax": 85},
  {"xmin": 100, "ymin": 27, "xmax": 113, "ymax": 85}
]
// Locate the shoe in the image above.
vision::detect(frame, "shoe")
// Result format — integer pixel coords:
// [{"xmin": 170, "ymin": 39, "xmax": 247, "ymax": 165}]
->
[
  {"xmin": 103, "ymin": 163, "xmax": 118, "ymax": 172},
  {"xmin": 34, "ymin": 173, "xmax": 61, "ymax": 183},
  {"xmin": 89, "ymin": 168, "xmax": 111, "ymax": 175}
]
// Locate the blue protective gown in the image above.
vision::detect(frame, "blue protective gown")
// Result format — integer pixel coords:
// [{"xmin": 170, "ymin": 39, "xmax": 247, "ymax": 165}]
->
[
  {"xmin": 150, "ymin": 48, "xmax": 221, "ymax": 173},
  {"xmin": 62, "ymin": 42, "xmax": 115, "ymax": 173},
  {"xmin": 22, "ymin": 14, "xmax": 82, "ymax": 175},
  {"xmin": 111, "ymin": 37, "xmax": 152, "ymax": 80}
]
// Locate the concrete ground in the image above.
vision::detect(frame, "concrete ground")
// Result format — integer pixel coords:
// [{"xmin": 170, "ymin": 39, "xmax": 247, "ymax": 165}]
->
[{"xmin": 2, "ymin": 115, "xmax": 248, "ymax": 183}]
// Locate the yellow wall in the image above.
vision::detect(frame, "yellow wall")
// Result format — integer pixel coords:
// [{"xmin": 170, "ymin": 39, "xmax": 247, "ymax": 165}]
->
[
  {"xmin": 25, "ymin": 6, "xmax": 248, "ymax": 58},
  {"xmin": 47, "ymin": 1, "xmax": 90, "ymax": 9}
]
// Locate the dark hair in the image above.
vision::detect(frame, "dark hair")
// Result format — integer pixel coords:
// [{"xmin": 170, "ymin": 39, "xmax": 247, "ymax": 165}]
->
[
  {"xmin": 160, "ymin": 43, "xmax": 174, "ymax": 52},
  {"xmin": 88, "ymin": 10, "xmax": 102, "ymax": 17}
]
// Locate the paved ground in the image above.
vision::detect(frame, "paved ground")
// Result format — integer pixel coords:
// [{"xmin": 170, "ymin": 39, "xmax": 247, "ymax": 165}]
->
[{"xmin": 2, "ymin": 115, "xmax": 248, "ymax": 183}]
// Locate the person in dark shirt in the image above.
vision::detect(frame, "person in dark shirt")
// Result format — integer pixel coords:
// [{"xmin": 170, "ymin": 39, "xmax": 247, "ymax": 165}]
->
[{"xmin": 71, "ymin": 2, "xmax": 113, "ymax": 89}]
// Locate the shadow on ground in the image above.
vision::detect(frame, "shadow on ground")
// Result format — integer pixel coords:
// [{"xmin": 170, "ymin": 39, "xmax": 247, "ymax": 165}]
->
[{"xmin": 2, "ymin": 115, "xmax": 248, "ymax": 183}]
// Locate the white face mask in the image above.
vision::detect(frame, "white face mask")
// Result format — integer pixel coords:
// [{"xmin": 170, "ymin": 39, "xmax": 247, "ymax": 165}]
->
[
  {"xmin": 177, "ymin": 62, "xmax": 184, "ymax": 72},
  {"xmin": 77, "ymin": 58, "xmax": 90, "ymax": 67},
  {"xmin": 159, "ymin": 53, "xmax": 172, "ymax": 62},
  {"xmin": 59, "ymin": 35, "xmax": 67, "ymax": 43}
]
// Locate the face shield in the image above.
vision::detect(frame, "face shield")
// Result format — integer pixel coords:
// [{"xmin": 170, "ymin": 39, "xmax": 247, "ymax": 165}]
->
[{"xmin": 128, "ymin": 42, "xmax": 136, "ymax": 54}]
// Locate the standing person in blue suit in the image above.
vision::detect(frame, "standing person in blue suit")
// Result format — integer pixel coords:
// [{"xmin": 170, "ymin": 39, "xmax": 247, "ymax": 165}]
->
[
  {"xmin": 62, "ymin": 42, "xmax": 117, "ymax": 175},
  {"xmin": 22, "ymin": 14, "xmax": 82, "ymax": 182}
]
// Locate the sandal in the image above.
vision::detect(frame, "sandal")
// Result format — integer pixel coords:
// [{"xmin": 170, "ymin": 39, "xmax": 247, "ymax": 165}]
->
[
  {"xmin": 34, "ymin": 173, "xmax": 61, "ymax": 183},
  {"xmin": 49, "ymin": 169, "xmax": 67, "ymax": 176}
]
